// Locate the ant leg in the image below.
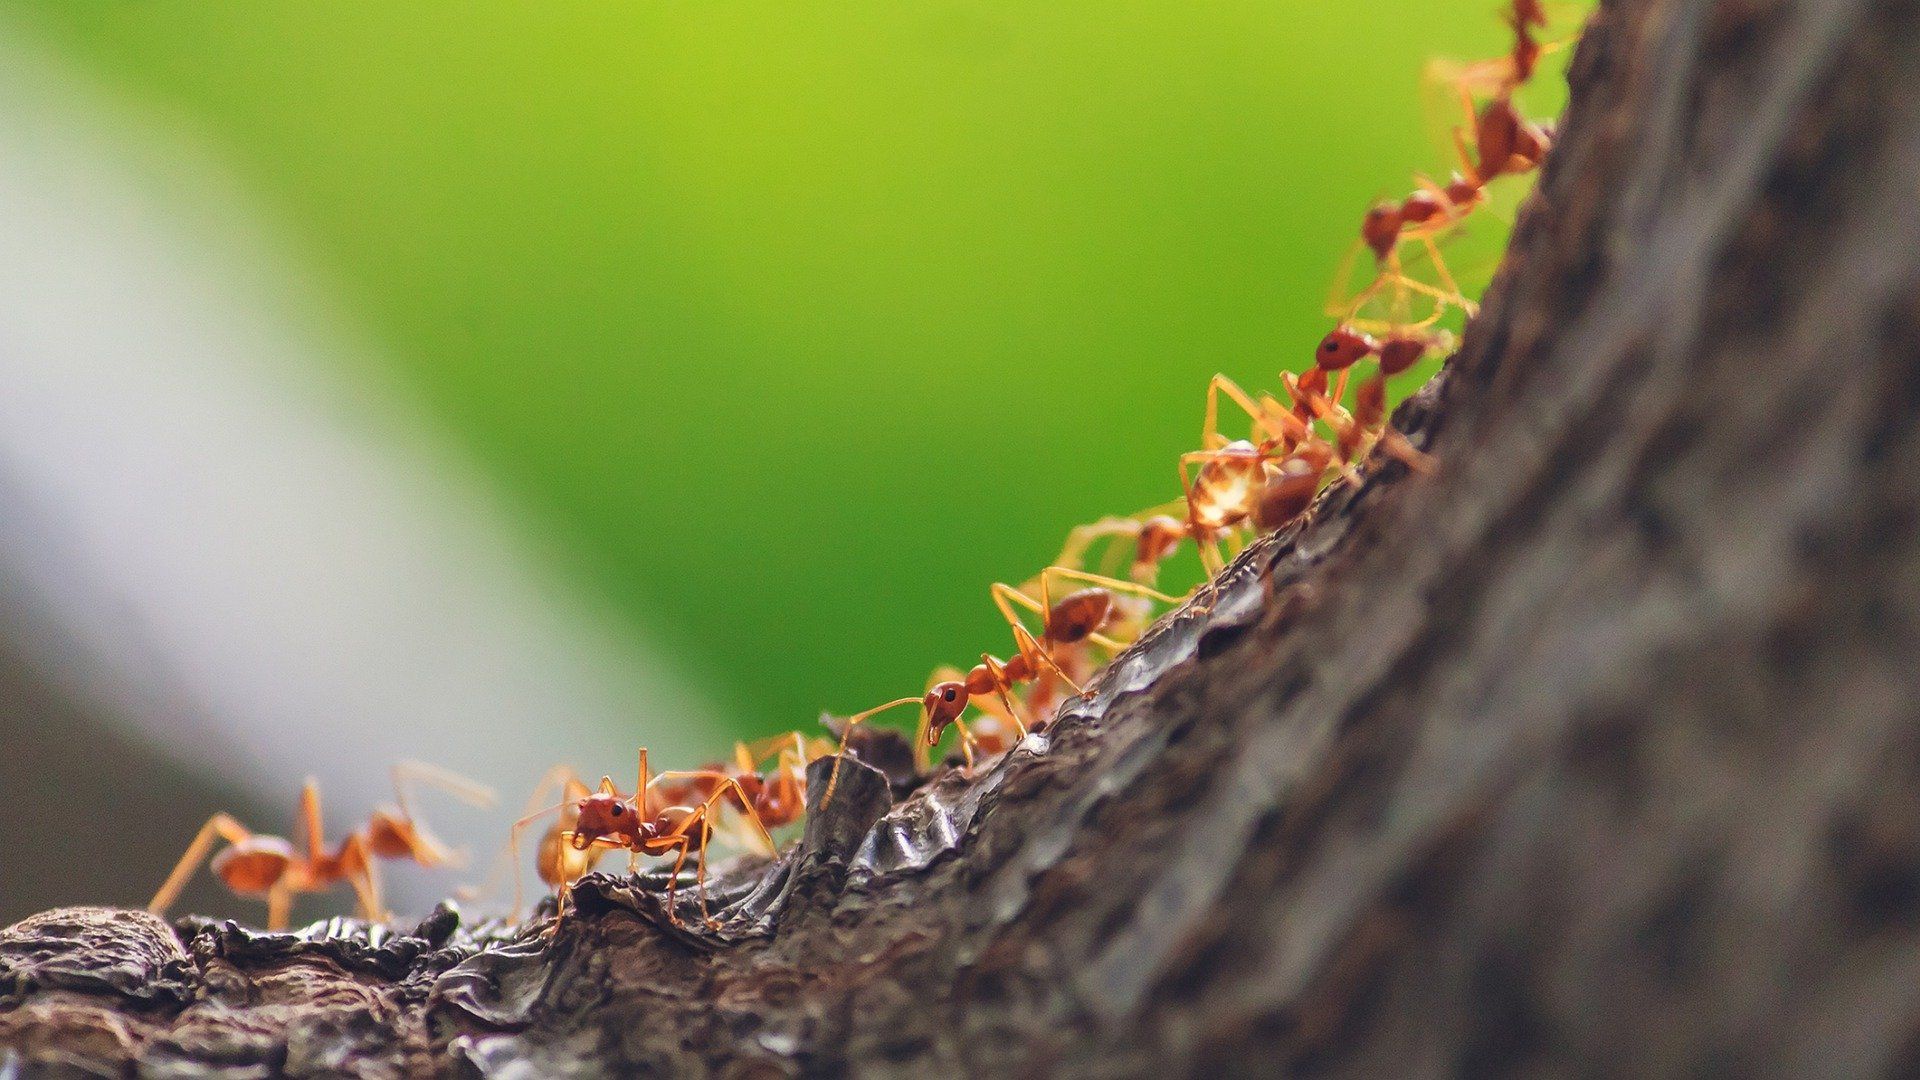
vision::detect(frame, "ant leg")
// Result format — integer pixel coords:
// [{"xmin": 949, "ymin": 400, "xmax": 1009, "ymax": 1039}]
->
[
  {"xmin": 487, "ymin": 764, "xmax": 583, "ymax": 907},
  {"xmin": 717, "ymin": 778, "xmax": 776, "ymax": 856},
  {"xmin": 697, "ymin": 819, "xmax": 716, "ymax": 925},
  {"xmin": 1416, "ymin": 234, "xmax": 1476, "ymax": 317},
  {"xmin": 990, "ymin": 580, "xmax": 1047, "ymax": 625},
  {"xmin": 1196, "ymin": 536, "xmax": 1225, "ymax": 578},
  {"xmin": 732, "ymin": 740, "xmax": 759, "ymax": 774},
  {"xmin": 662, "ymin": 838, "xmax": 692, "ymax": 925},
  {"xmin": 390, "ymin": 761, "xmax": 495, "ymax": 820},
  {"xmin": 149, "ymin": 813, "xmax": 255, "ymax": 915},
  {"xmin": 507, "ymin": 787, "xmax": 580, "ymax": 918},
  {"xmin": 979, "ymin": 653, "xmax": 1031, "ymax": 737},
  {"xmin": 339, "ymin": 834, "xmax": 383, "ymax": 923},
  {"xmin": 299, "ymin": 779, "xmax": 325, "ymax": 865},
  {"xmin": 1205, "ymin": 374, "xmax": 1305, "ymax": 449},
  {"xmin": 822, "ymin": 697, "xmax": 923, "ymax": 807},
  {"xmin": 951, "ymin": 718, "xmax": 980, "ymax": 770},
  {"xmin": 1328, "ymin": 368, "xmax": 1353, "ymax": 416},
  {"xmin": 1370, "ymin": 267, "xmax": 1465, "ymax": 313},
  {"xmin": 1332, "ymin": 265, "xmax": 1395, "ymax": 322},
  {"xmin": 1179, "ymin": 446, "xmax": 1285, "ymax": 487},
  {"xmin": 1323, "ymin": 240, "xmax": 1370, "ymax": 319},
  {"xmin": 384, "ymin": 763, "xmax": 494, "ymax": 874},
  {"xmin": 1011, "ymin": 620, "xmax": 1085, "ymax": 698},
  {"xmin": 985, "ymin": 583, "xmax": 1084, "ymax": 697},
  {"xmin": 1038, "ymin": 567, "xmax": 1182, "ymax": 606},
  {"xmin": 267, "ymin": 883, "xmax": 293, "ymax": 932},
  {"xmin": 1052, "ymin": 516, "xmax": 1145, "ymax": 574}
]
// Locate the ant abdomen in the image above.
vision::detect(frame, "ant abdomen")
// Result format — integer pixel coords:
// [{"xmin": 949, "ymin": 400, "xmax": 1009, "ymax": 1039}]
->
[
  {"xmin": 655, "ymin": 805, "xmax": 706, "ymax": 851},
  {"xmin": 1253, "ymin": 455, "xmax": 1325, "ymax": 533},
  {"xmin": 1378, "ymin": 336, "xmax": 1431, "ymax": 376},
  {"xmin": 1046, "ymin": 588, "xmax": 1115, "ymax": 645},
  {"xmin": 1133, "ymin": 515, "xmax": 1185, "ymax": 575},
  {"xmin": 212, "ymin": 840, "xmax": 293, "ymax": 896},
  {"xmin": 1399, "ymin": 189, "xmax": 1444, "ymax": 225}
]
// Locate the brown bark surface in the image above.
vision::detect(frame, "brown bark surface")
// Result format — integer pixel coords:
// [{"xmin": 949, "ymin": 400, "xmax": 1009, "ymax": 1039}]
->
[{"xmin": 8, "ymin": 0, "xmax": 1920, "ymax": 1075}]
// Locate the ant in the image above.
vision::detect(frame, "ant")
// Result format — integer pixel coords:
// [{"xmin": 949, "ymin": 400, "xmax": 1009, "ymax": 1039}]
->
[
  {"xmin": 501, "ymin": 735, "xmax": 826, "ymax": 915},
  {"xmin": 1047, "ymin": 371, "xmax": 1355, "ymax": 589},
  {"xmin": 1182, "ymin": 373, "xmax": 1366, "ymax": 532},
  {"xmin": 652, "ymin": 731, "xmax": 830, "ymax": 839},
  {"xmin": 821, "ymin": 567, "xmax": 1173, "ymax": 808},
  {"xmin": 510, "ymin": 749, "xmax": 773, "ymax": 926},
  {"xmin": 989, "ymin": 567, "xmax": 1174, "ymax": 682},
  {"xmin": 1338, "ymin": 0, "xmax": 1558, "ymax": 333},
  {"xmin": 149, "ymin": 762, "xmax": 493, "ymax": 931},
  {"xmin": 1303, "ymin": 323, "xmax": 1452, "ymax": 470}
]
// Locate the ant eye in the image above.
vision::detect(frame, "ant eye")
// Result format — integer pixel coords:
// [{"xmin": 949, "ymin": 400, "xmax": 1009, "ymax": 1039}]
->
[
  {"xmin": 609, "ymin": 803, "xmax": 624, "ymax": 816},
  {"xmin": 944, "ymin": 688, "xmax": 958, "ymax": 701}
]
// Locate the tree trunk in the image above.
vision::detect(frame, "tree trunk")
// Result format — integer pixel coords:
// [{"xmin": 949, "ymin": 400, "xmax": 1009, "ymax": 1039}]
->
[{"xmin": 7, "ymin": 0, "xmax": 1920, "ymax": 1075}]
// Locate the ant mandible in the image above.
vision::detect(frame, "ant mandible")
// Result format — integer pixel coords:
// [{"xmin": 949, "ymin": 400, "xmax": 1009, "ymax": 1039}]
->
[{"xmin": 149, "ymin": 762, "xmax": 493, "ymax": 930}]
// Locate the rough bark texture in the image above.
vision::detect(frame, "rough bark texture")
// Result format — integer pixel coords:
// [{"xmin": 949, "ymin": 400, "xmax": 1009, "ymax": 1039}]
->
[{"xmin": 7, "ymin": 0, "xmax": 1920, "ymax": 1075}]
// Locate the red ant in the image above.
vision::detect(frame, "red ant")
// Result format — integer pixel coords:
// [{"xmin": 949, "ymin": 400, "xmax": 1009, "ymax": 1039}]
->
[
  {"xmin": 1181, "ymin": 374, "xmax": 1362, "ymax": 534},
  {"xmin": 1341, "ymin": 0, "xmax": 1559, "ymax": 328},
  {"xmin": 1303, "ymin": 324, "xmax": 1452, "ymax": 470},
  {"xmin": 504, "ymin": 735, "xmax": 823, "ymax": 914},
  {"xmin": 1046, "ymin": 372, "xmax": 1353, "ymax": 588},
  {"xmin": 821, "ymin": 567, "xmax": 1176, "ymax": 807},
  {"xmin": 650, "ymin": 732, "xmax": 829, "ymax": 839},
  {"xmin": 149, "ymin": 762, "xmax": 493, "ymax": 930},
  {"xmin": 509, "ymin": 750, "xmax": 773, "ymax": 925}
]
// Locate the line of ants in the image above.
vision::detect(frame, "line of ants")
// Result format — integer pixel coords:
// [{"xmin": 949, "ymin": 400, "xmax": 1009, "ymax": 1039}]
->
[{"xmin": 145, "ymin": 0, "xmax": 1561, "ymax": 932}]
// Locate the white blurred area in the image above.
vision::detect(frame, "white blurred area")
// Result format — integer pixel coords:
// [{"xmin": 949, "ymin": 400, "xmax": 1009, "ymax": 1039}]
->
[{"xmin": 0, "ymin": 24, "xmax": 721, "ymax": 919}]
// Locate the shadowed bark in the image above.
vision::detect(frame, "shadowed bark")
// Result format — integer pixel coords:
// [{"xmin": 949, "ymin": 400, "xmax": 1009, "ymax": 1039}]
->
[{"xmin": 7, "ymin": 0, "xmax": 1920, "ymax": 1074}]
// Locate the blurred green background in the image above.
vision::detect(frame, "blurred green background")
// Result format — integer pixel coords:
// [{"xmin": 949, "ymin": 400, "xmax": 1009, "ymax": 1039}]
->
[{"xmin": 5, "ymin": 0, "xmax": 1568, "ymax": 749}]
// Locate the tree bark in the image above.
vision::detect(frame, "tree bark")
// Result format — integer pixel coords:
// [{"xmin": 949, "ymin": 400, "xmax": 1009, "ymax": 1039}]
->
[{"xmin": 7, "ymin": 0, "xmax": 1920, "ymax": 1075}]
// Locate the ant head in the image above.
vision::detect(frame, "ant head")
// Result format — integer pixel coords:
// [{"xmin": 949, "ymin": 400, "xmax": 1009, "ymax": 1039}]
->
[
  {"xmin": 571, "ymin": 793, "xmax": 640, "ymax": 848},
  {"xmin": 923, "ymin": 681, "xmax": 969, "ymax": 745},
  {"xmin": 1316, "ymin": 327, "xmax": 1379, "ymax": 371}
]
